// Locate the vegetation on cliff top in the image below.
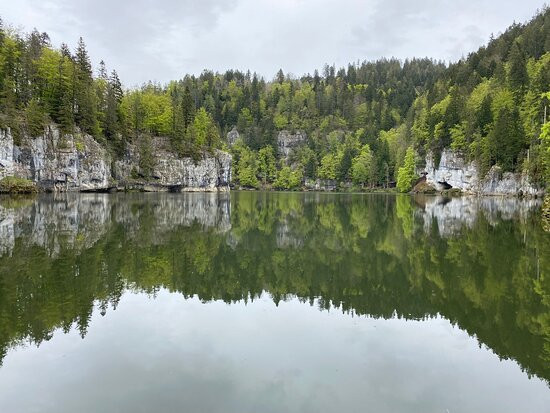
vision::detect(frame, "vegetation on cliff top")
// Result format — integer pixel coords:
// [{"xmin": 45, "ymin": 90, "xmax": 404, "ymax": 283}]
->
[{"xmin": 0, "ymin": 8, "xmax": 549, "ymax": 191}]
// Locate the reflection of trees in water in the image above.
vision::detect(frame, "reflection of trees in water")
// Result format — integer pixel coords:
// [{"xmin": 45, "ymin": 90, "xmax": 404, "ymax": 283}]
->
[{"xmin": 0, "ymin": 192, "xmax": 548, "ymax": 384}]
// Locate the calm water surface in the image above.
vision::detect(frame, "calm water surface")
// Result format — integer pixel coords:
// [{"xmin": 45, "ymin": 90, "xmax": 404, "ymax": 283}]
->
[{"xmin": 0, "ymin": 192, "xmax": 549, "ymax": 413}]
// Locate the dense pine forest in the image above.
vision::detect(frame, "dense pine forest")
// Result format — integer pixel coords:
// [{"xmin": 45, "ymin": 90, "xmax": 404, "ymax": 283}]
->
[{"xmin": 0, "ymin": 8, "xmax": 549, "ymax": 190}]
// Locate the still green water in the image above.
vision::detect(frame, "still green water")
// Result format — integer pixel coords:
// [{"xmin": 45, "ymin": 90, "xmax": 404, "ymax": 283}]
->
[{"xmin": 0, "ymin": 192, "xmax": 549, "ymax": 412}]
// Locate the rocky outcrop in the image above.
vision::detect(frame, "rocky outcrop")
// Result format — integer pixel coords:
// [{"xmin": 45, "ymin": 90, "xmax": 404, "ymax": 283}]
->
[
  {"xmin": 277, "ymin": 130, "xmax": 306, "ymax": 160},
  {"xmin": 113, "ymin": 137, "xmax": 231, "ymax": 192},
  {"xmin": 424, "ymin": 149, "xmax": 543, "ymax": 196},
  {"xmin": 304, "ymin": 178, "xmax": 338, "ymax": 191},
  {"xmin": 226, "ymin": 127, "xmax": 240, "ymax": 146},
  {"xmin": 0, "ymin": 127, "xmax": 232, "ymax": 192},
  {"xmin": 0, "ymin": 126, "xmax": 111, "ymax": 191}
]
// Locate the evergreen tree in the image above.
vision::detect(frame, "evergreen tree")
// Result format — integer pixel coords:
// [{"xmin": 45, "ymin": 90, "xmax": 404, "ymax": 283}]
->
[
  {"xmin": 24, "ymin": 98, "xmax": 46, "ymax": 137},
  {"xmin": 181, "ymin": 85, "xmax": 195, "ymax": 132},
  {"xmin": 489, "ymin": 107, "xmax": 525, "ymax": 171},
  {"xmin": 508, "ymin": 41, "xmax": 528, "ymax": 95},
  {"xmin": 73, "ymin": 37, "xmax": 98, "ymax": 135}
]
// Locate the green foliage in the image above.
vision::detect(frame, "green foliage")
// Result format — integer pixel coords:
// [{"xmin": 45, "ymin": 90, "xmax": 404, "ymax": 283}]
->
[
  {"xmin": 257, "ymin": 146, "xmax": 276, "ymax": 184},
  {"xmin": 237, "ymin": 165, "xmax": 259, "ymax": 188},
  {"xmin": 234, "ymin": 143, "xmax": 259, "ymax": 188},
  {"xmin": 273, "ymin": 166, "xmax": 302, "ymax": 190},
  {"xmin": 541, "ymin": 122, "xmax": 550, "ymax": 186},
  {"xmin": 508, "ymin": 41, "xmax": 528, "ymax": 94},
  {"xmin": 138, "ymin": 135, "xmax": 155, "ymax": 178},
  {"xmin": 317, "ymin": 152, "xmax": 341, "ymax": 180},
  {"xmin": 489, "ymin": 107, "xmax": 525, "ymax": 172},
  {"xmin": 0, "ymin": 176, "xmax": 37, "ymax": 193},
  {"xmin": 351, "ymin": 144, "xmax": 374, "ymax": 186},
  {"xmin": 396, "ymin": 147, "xmax": 417, "ymax": 192},
  {"xmin": 188, "ymin": 107, "xmax": 220, "ymax": 151},
  {"xmin": 75, "ymin": 139, "xmax": 85, "ymax": 152},
  {"xmin": 24, "ymin": 98, "xmax": 47, "ymax": 137},
  {"xmin": 450, "ymin": 122, "xmax": 467, "ymax": 153}
]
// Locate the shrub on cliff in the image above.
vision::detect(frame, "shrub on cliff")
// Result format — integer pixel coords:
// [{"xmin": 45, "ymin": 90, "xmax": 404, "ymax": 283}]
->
[{"xmin": 0, "ymin": 176, "xmax": 38, "ymax": 194}]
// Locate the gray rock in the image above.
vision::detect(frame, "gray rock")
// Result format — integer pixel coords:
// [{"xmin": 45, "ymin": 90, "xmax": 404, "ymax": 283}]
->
[
  {"xmin": 277, "ymin": 130, "xmax": 307, "ymax": 160},
  {"xmin": 227, "ymin": 127, "xmax": 240, "ymax": 146},
  {"xmin": 423, "ymin": 149, "xmax": 543, "ymax": 196},
  {"xmin": 304, "ymin": 178, "xmax": 337, "ymax": 191},
  {"xmin": 0, "ymin": 127, "xmax": 232, "ymax": 192},
  {"xmin": 114, "ymin": 137, "xmax": 231, "ymax": 192},
  {"xmin": 0, "ymin": 126, "xmax": 111, "ymax": 191}
]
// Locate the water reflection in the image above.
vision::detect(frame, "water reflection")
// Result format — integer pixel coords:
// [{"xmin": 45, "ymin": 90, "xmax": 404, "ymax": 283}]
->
[{"xmin": 0, "ymin": 192, "xmax": 548, "ymax": 389}]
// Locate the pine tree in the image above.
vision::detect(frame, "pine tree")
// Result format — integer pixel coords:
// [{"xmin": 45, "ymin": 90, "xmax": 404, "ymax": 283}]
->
[
  {"xmin": 508, "ymin": 41, "xmax": 528, "ymax": 95},
  {"xmin": 109, "ymin": 70, "xmax": 123, "ymax": 103},
  {"xmin": 181, "ymin": 85, "xmax": 195, "ymax": 132},
  {"xmin": 477, "ymin": 94, "xmax": 493, "ymax": 133},
  {"xmin": 25, "ymin": 98, "xmax": 46, "ymax": 137},
  {"xmin": 73, "ymin": 37, "xmax": 98, "ymax": 136},
  {"xmin": 489, "ymin": 107, "xmax": 525, "ymax": 171}
]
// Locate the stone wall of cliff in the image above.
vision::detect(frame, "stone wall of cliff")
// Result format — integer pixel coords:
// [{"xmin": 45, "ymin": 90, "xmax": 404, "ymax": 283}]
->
[
  {"xmin": 423, "ymin": 149, "xmax": 544, "ymax": 196},
  {"xmin": 0, "ymin": 126, "xmax": 232, "ymax": 192}
]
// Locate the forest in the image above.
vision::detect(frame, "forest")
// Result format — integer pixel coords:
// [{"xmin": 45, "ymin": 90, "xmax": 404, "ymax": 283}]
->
[{"xmin": 0, "ymin": 8, "xmax": 549, "ymax": 191}]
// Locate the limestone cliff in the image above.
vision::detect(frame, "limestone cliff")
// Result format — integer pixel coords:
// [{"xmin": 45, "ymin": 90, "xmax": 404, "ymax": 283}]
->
[
  {"xmin": 0, "ymin": 127, "xmax": 232, "ymax": 192},
  {"xmin": 113, "ymin": 137, "xmax": 231, "ymax": 192},
  {"xmin": 423, "ymin": 149, "xmax": 544, "ymax": 196},
  {"xmin": 0, "ymin": 126, "xmax": 110, "ymax": 191}
]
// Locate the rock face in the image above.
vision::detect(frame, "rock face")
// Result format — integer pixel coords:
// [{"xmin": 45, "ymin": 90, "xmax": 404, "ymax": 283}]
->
[
  {"xmin": 113, "ymin": 137, "xmax": 231, "ymax": 192},
  {"xmin": 424, "ymin": 149, "xmax": 543, "ymax": 196},
  {"xmin": 226, "ymin": 127, "xmax": 240, "ymax": 146},
  {"xmin": 0, "ymin": 127, "xmax": 232, "ymax": 192},
  {"xmin": 304, "ymin": 178, "xmax": 338, "ymax": 191},
  {"xmin": 0, "ymin": 126, "xmax": 111, "ymax": 191},
  {"xmin": 277, "ymin": 130, "xmax": 306, "ymax": 159}
]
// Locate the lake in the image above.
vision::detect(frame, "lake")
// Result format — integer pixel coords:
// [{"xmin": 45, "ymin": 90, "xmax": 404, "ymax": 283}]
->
[{"xmin": 0, "ymin": 192, "xmax": 549, "ymax": 413}]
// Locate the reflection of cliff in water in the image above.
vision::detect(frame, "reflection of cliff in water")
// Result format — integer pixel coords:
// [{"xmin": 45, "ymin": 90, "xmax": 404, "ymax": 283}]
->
[
  {"xmin": 414, "ymin": 194, "xmax": 542, "ymax": 237},
  {"xmin": 0, "ymin": 192, "xmax": 548, "ymax": 386},
  {"xmin": 0, "ymin": 193, "xmax": 231, "ymax": 256}
]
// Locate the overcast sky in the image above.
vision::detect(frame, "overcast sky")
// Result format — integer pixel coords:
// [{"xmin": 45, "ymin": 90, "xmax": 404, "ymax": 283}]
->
[{"xmin": 2, "ymin": 0, "xmax": 546, "ymax": 87}]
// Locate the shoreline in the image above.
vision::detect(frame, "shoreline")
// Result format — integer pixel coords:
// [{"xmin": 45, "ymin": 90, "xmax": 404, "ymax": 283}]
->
[{"xmin": 0, "ymin": 186, "xmax": 545, "ymax": 199}]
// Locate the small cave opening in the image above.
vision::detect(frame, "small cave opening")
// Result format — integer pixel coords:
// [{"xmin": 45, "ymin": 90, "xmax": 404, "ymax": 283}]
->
[
  {"xmin": 438, "ymin": 181, "xmax": 453, "ymax": 190},
  {"xmin": 168, "ymin": 185, "xmax": 183, "ymax": 193}
]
